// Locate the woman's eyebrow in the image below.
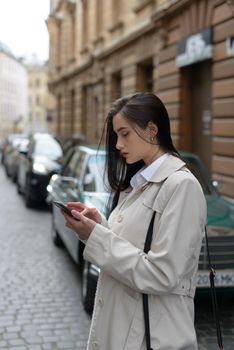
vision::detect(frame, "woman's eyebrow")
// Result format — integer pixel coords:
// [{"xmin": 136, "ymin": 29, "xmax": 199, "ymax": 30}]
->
[{"xmin": 115, "ymin": 126, "xmax": 128, "ymax": 133}]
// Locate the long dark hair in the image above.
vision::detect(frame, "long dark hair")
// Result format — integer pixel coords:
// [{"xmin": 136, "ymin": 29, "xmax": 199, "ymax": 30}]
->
[{"xmin": 100, "ymin": 92, "xmax": 179, "ymax": 214}]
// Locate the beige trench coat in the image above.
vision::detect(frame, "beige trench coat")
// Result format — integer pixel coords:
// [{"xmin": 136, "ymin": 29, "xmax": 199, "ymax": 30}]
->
[{"xmin": 83, "ymin": 155, "xmax": 207, "ymax": 350}]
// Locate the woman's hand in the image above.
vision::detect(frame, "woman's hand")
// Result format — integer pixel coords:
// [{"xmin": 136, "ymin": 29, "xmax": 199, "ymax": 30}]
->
[
  {"xmin": 61, "ymin": 202, "xmax": 101, "ymax": 241},
  {"xmin": 67, "ymin": 202, "xmax": 102, "ymax": 224}
]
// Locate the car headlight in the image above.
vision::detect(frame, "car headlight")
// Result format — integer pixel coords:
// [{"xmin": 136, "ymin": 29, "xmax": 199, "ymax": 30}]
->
[
  {"xmin": 33, "ymin": 162, "xmax": 50, "ymax": 175},
  {"xmin": 46, "ymin": 184, "xmax": 53, "ymax": 193}
]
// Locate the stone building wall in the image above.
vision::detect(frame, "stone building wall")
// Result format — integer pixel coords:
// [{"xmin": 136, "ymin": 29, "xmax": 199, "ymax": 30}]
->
[{"xmin": 47, "ymin": 0, "xmax": 234, "ymax": 199}]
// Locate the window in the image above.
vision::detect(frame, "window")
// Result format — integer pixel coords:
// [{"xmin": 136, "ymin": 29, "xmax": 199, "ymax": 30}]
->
[
  {"xmin": 74, "ymin": 152, "xmax": 86, "ymax": 179},
  {"xmin": 63, "ymin": 150, "xmax": 82, "ymax": 177},
  {"xmin": 33, "ymin": 136, "xmax": 63, "ymax": 160},
  {"xmin": 136, "ymin": 59, "xmax": 153, "ymax": 92},
  {"xmin": 96, "ymin": 0, "xmax": 103, "ymax": 34},
  {"xmin": 83, "ymin": 155, "xmax": 106, "ymax": 192},
  {"xmin": 111, "ymin": 71, "xmax": 122, "ymax": 100},
  {"xmin": 81, "ymin": 0, "xmax": 88, "ymax": 49},
  {"xmin": 36, "ymin": 96, "xmax": 40, "ymax": 106}
]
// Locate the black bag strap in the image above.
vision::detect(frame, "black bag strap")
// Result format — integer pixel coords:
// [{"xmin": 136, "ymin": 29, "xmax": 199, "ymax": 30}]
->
[
  {"xmin": 205, "ymin": 226, "xmax": 224, "ymax": 349},
  {"xmin": 142, "ymin": 215, "xmax": 224, "ymax": 350},
  {"xmin": 142, "ymin": 211, "xmax": 156, "ymax": 350}
]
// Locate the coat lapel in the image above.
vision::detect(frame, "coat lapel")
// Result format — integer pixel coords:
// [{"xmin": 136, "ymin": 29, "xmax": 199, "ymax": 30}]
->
[
  {"xmin": 118, "ymin": 155, "xmax": 187, "ymax": 212},
  {"xmin": 143, "ymin": 155, "xmax": 188, "ymax": 212},
  {"xmin": 149, "ymin": 155, "xmax": 186, "ymax": 183}
]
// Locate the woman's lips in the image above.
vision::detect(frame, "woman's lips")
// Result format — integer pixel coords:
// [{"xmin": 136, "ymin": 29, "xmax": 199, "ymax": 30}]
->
[{"xmin": 121, "ymin": 152, "xmax": 128, "ymax": 158}]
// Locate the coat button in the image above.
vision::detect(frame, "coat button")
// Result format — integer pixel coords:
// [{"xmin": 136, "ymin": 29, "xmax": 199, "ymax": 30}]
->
[
  {"xmin": 92, "ymin": 341, "xmax": 100, "ymax": 349},
  {"xmin": 117, "ymin": 214, "xmax": 123, "ymax": 223}
]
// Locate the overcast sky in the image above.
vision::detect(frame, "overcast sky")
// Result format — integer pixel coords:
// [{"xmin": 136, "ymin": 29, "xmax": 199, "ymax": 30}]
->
[{"xmin": 0, "ymin": 0, "xmax": 50, "ymax": 62}]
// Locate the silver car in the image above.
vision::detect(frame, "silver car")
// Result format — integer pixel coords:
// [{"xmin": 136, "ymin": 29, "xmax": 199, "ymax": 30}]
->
[{"xmin": 47, "ymin": 145, "xmax": 108, "ymax": 313}]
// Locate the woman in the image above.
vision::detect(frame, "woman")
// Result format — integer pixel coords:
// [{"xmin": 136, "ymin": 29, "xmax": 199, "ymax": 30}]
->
[{"xmin": 62, "ymin": 92, "xmax": 207, "ymax": 350}]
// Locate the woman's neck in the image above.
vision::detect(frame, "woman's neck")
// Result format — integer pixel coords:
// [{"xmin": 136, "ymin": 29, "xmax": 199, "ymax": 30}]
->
[{"xmin": 143, "ymin": 147, "xmax": 166, "ymax": 166}]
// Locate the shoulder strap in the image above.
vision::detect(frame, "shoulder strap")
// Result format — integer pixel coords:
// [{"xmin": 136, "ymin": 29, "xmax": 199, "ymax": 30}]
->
[
  {"xmin": 144, "ymin": 212, "xmax": 156, "ymax": 254},
  {"xmin": 205, "ymin": 226, "xmax": 224, "ymax": 349},
  {"xmin": 142, "ymin": 179, "xmax": 166, "ymax": 350},
  {"xmin": 143, "ymin": 212, "xmax": 156, "ymax": 350},
  {"xmin": 142, "ymin": 220, "xmax": 224, "ymax": 350}
]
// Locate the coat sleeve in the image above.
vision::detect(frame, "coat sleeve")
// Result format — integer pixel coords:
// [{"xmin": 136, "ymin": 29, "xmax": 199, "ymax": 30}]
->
[
  {"xmin": 83, "ymin": 174, "xmax": 207, "ymax": 294},
  {"xmin": 100, "ymin": 213, "xmax": 109, "ymax": 228}
]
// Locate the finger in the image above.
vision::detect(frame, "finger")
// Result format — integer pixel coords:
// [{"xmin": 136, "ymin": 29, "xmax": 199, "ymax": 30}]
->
[
  {"xmin": 61, "ymin": 211, "xmax": 75, "ymax": 224},
  {"xmin": 81, "ymin": 208, "xmax": 89, "ymax": 216},
  {"xmin": 71, "ymin": 210, "xmax": 89, "ymax": 224},
  {"xmin": 67, "ymin": 202, "xmax": 86, "ymax": 209}
]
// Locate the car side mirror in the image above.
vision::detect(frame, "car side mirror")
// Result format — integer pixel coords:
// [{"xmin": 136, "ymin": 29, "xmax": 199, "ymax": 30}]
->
[{"xmin": 212, "ymin": 180, "xmax": 223, "ymax": 193}]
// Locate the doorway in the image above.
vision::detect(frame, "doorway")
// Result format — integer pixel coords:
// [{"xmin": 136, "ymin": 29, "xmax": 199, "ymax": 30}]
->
[
  {"xmin": 181, "ymin": 61, "xmax": 212, "ymax": 171},
  {"xmin": 136, "ymin": 58, "xmax": 153, "ymax": 92}
]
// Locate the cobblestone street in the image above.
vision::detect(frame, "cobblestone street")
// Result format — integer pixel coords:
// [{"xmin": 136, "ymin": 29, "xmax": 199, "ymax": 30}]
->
[
  {"xmin": 0, "ymin": 164, "xmax": 233, "ymax": 349},
  {"xmin": 0, "ymin": 165, "xmax": 91, "ymax": 350}
]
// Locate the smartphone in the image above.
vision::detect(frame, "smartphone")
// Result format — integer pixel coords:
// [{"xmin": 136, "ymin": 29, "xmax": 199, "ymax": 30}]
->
[{"xmin": 53, "ymin": 201, "xmax": 79, "ymax": 220}]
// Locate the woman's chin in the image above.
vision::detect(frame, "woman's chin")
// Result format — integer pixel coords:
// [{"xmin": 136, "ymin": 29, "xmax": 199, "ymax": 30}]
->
[{"xmin": 125, "ymin": 158, "xmax": 138, "ymax": 164}]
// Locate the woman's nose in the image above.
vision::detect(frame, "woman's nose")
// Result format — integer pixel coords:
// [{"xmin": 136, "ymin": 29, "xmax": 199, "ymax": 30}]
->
[{"xmin": 116, "ymin": 138, "xmax": 123, "ymax": 150}]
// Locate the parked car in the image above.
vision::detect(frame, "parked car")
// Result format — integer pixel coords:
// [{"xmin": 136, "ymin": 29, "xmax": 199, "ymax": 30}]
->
[
  {"xmin": 181, "ymin": 152, "xmax": 234, "ymax": 290},
  {"xmin": 1, "ymin": 133, "xmax": 27, "ymax": 166},
  {"xmin": 17, "ymin": 133, "xmax": 63, "ymax": 207},
  {"xmin": 47, "ymin": 149, "xmax": 234, "ymax": 313},
  {"xmin": 62, "ymin": 134, "xmax": 87, "ymax": 155},
  {"xmin": 4, "ymin": 136, "xmax": 29, "ymax": 182},
  {"xmin": 47, "ymin": 145, "xmax": 107, "ymax": 313}
]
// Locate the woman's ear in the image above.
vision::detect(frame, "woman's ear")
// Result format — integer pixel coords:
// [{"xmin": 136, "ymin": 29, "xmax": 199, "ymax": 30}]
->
[{"xmin": 147, "ymin": 122, "xmax": 158, "ymax": 138}]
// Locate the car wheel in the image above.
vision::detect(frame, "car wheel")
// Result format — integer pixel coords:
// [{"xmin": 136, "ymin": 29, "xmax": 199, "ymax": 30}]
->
[
  {"xmin": 51, "ymin": 214, "xmax": 64, "ymax": 248},
  {"xmin": 5, "ymin": 165, "xmax": 10, "ymax": 177},
  {"xmin": 17, "ymin": 180, "xmax": 22, "ymax": 194},
  {"xmin": 82, "ymin": 261, "xmax": 96, "ymax": 314},
  {"xmin": 25, "ymin": 178, "xmax": 34, "ymax": 208},
  {"xmin": 12, "ymin": 172, "xmax": 17, "ymax": 183}
]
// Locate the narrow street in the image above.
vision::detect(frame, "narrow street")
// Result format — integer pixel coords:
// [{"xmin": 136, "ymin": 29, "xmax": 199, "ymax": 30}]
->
[
  {"xmin": 0, "ymin": 164, "xmax": 233, "ymax": 349},
  {"xmin": 0, "ymin": 165, "xmax": 91, "ymax": 350}
]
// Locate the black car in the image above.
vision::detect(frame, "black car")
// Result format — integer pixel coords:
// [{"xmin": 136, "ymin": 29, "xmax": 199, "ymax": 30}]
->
[{"xmin": 17, "ymin": 133, "xmax": 63, "ymax": 207}]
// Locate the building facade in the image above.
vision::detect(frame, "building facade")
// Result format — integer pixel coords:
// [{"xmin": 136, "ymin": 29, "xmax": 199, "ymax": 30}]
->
[
  {"xmin": 0, "ymin": 42, "xmax": 28, "ymax": 139},
  {"xmin": 47, "ymin": 0, "xmax": 234, "ymax": 200},
  {"xmin": 26, "ymin": 62, "xmax": 57, "ymax": 134}
]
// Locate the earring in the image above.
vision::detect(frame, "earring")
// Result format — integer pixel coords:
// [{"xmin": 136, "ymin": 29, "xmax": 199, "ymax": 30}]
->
[{"xmin": 151, "ymin": 137, "xmax": 154, "ymax": 142}]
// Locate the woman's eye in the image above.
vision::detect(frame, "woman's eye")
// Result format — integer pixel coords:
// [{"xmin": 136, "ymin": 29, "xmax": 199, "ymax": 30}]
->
[{"xmin": 122, "ymin": 133, "xmax": 129, "ymax": 137}]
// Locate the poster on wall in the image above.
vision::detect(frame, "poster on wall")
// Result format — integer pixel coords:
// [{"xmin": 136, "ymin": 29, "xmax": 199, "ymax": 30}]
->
[
  {"xmin": 226, "ymin": 37, "xmax": 234, "ymax": 56},
  {"xmin": 176, "ymin": 28, "xmax": 213, "ymax": 67}
]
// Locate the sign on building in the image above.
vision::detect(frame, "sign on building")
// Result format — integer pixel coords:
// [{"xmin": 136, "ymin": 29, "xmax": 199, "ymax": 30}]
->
[
  {"xmin": 176, "ymin": 28, "xmax": 213, "ymax": 67},
  {"xmin": 226, "ymin": 37, "xmax": 234, "ymax": 56}
]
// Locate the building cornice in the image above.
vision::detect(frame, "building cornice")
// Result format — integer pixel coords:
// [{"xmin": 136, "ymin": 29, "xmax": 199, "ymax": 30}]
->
[
  {"xmin": 93, "ymin": 19, "xmax": 155, "ymax": 60},
  {"xmin": 152, "ymin": 0, "xmax": 225, "ymax": 23},
  {"xmin": 48, "ymin": 56, "xmax": 93, "ymax": 87}
]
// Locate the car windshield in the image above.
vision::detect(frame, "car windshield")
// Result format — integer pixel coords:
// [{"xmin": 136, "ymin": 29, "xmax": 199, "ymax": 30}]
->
[
  {"xmin": 34, "ymin": 137, "xmax": 63, "ymax": 160},
  {"xmin": 12, "ymin": 138, "xmax": 26, "ymax": 148},
  {"xmin": 88, "ymin": 154, "xmax": 107, "ymax": 193}
]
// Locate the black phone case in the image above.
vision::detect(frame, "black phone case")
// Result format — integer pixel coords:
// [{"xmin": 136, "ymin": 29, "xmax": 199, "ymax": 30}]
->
[{"xmin": 53, "ymin": 201, "xmax": 76, "ymax": 218}]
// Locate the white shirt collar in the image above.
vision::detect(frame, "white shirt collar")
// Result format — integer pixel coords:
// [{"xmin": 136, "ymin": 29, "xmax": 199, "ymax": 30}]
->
[{"xmin": 130, "ymin": 153, "xmax": 169, "ymax": 189}]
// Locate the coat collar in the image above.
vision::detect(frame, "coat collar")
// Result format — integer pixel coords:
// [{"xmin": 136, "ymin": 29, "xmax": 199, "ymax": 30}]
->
[
  {"xmin": 149, "ymin": 154, "xmax": 186, "ymax": 183},
  {"xmin": 119, "ymin": 155, "xmax": 186, "ymax": 203}
]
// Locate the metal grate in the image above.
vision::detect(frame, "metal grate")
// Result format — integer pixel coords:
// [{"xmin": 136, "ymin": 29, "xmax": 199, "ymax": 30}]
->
[{"xmin": 198, "ymin": 236, "xmax": 234, "ymax": 270}]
